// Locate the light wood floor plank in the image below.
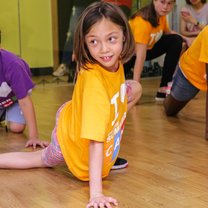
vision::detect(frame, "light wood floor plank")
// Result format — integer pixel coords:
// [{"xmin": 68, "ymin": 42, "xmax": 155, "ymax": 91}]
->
[{"xmin": 0, "ymin": 76, "xmax": 208, "ymax": 208}]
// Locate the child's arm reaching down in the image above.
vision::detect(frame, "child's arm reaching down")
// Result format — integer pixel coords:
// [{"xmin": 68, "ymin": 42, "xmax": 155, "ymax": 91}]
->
[
  {"xmin": 18, "ymin": 95, "xmax": 49, "ymax": 148},
  {"xmin": 87, "ymin": 140, "xmax": 118, "ymax": 208}
]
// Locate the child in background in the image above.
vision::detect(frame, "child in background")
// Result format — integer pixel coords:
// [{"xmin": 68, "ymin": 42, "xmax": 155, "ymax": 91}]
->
[
  {"xmin": 0, "ymin": 2, "xmax": 141, "ymax": 208},
  {"xmin": 0, "ymin": 49, "xmax": 49, "ymax": 148},
  {"xmin": 180, "ymin": 0, "xmax": 208, "ymax": 38},
  {"xmin": 124, "ymin": 0, "xmax": 186, "ymax": 101},
  {"xmin": 180, "ymin": 0, "xmax": 208, "ymax": 50},
  {"xmin": 164, "ymin": 26, "xmax": 208, "ymax": 119}
]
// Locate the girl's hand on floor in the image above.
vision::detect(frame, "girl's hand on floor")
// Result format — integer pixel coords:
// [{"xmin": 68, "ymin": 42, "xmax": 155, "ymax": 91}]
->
[
  {"xmin": 87, "ymin": 194, "xmax": 118, "ymax": 208},
  {"xmin": 25, "ymin": 138, "xmax": 49, "ymax": 149}
]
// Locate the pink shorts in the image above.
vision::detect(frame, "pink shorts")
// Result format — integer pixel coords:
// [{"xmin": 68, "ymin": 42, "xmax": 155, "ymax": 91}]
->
[{"xmin": 41, "ymin": 104, "xmax": 65, "ymax": 167}]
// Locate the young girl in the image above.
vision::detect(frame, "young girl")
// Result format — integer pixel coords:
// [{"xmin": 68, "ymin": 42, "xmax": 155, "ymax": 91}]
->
[
  {"xmin": 124, "ymin": 0, "xmax": 185, "ymax": 101},
  {"xmin": 180, "ymin": 0, "xmax": 208, "ymax": 38},
  {"xmin": 164, "ymin": 26, "xmax": 208, "ymax": 118},
  {"xmin": 0, "ymin": 2, "xmax": 141, "ymax": 208},
  {"xmin": 0, "ymin": 48, "xmax": 49, "ymax": 148}
]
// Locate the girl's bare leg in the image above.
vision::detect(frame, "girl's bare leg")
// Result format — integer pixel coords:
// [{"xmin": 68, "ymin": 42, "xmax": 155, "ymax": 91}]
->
[{"xmin": 0, "ymin": 149, "xmax": 46, "ymax": 169}]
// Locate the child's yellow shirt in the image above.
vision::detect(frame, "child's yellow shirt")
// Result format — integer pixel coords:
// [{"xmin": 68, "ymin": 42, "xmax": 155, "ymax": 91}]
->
[
  {"xmin": 57, "ymin": 63, "xmax": 127, "ymax": 181},
  {"xmin": 180, "ymin": 26, "xmax": 208, "ymax": 91},
  {"xmin": 129, "ymin": 15, "xmax": 170, "ymax": 49}
]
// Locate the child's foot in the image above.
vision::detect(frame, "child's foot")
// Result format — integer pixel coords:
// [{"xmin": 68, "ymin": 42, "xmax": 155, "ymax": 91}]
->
[
  {"xmin": 111, "ymin": 157, "xmax": 128, "ymax": 170},
  {"xmin": 155, "ymin": 82, "xmax": 172, "ymax": 101},
  {"xmin": 53, "ymin": 64, "xmax": 69, "ymax": 77}
]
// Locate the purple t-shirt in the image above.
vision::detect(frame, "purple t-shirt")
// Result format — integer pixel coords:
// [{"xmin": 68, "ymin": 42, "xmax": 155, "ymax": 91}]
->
[{"xmin": 0, "ymin": 49, "xmax": 35, "ymax": 108}]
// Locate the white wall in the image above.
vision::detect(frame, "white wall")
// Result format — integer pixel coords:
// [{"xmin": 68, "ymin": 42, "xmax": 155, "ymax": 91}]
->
[{"xmin": 169, "ymin": 0, "xmax": 186, "ymax": 32}]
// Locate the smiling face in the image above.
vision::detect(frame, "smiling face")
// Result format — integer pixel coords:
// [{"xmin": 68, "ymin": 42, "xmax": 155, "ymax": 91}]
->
[
  {"xmin": 153, "ymin": 0, "xmax": 175, "ymax": 17},
  {"xmin": 85, "ymin": 18, "xmax": 124, "ymax": 72}
]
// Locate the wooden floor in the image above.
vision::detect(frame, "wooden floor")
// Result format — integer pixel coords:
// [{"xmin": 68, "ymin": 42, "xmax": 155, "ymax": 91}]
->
[{"xmin": 1, "ymin": 75, "xmax": 208, "ymax": 208}]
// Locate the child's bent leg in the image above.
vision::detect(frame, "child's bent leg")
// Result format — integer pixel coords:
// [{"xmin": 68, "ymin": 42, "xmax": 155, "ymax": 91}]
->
[
  {"xmin": 164, "ymin": 94, "xmax": 189, "ymax": 116},
  {"xmin": 164, "ymin": 67, "xmax": 199, "ymax": 116},
  {"xmin": 126, "ymin": 80, "xmax": 142, "ymax": 111},
  {"xmin": 8, "ymin": 122, "xmax": 25, "ymax": 133},
  {"xmin": 6, "ymin": 103, "xmax": 26, "ymax": 133}
]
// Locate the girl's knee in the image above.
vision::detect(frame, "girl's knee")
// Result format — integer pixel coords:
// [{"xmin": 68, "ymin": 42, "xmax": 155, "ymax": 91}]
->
[
  {"xmin": 129, "ymin": 80, "xmax": 142, "ymax": 99},
  {"xmin": 172, "ymin": 34, "xmax": 183, "ymax": 44},
  {"xmin": 8, "ymin": 122, "xmax": 26, "ymax": 133},
  {"xmin": 170, "ymin": 34, "xmax": 183, "ymax": 51},
  {"xmin": 126, "ymin": 80, "xmax": 142, "ymax": 106},
  {"xmin": 134, "ymin": 81, "xmax": 142, "ymax": 99}
]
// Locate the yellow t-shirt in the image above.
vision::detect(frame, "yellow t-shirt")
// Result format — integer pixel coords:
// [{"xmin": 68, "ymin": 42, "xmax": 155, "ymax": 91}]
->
[
  {"xmin": 57, "ymin": 63, "xmax": 127, "ymax": 181},
  {"xmin": 180, "ymin": 26, "xmax": 208, "ymax": 91},
  {"xmin": 129, "ymin": 15, "xmax": 170, "ymax": 49}
]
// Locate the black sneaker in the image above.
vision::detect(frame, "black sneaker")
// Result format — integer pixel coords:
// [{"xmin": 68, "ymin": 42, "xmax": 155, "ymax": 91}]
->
[
  {"xmin": 155, "ymin": 84, "xmax": 172, "ymax": 101},
  {"xmin": 155, "ymin": 91, "xmax": 166, "ymax": 101},
  {"xmin": 111, "ymin": 157, "xmax": 128, "ymax": 170}
]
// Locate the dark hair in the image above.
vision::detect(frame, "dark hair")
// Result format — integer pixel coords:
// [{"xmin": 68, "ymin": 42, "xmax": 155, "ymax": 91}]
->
[
  {"xmin": 73, "ymin": 1, "xmax": 135, "ymax": 70},
  {"xmin": 130, "ymin": 1, "xmax": 158, "ymax": 27},
  {"xmin": 186, "ymin": 0, "xmax": 206, "ymax": 4},
  {"xmin": 130, "ymin": 0, "xmax": 176, "ymax": 27}
]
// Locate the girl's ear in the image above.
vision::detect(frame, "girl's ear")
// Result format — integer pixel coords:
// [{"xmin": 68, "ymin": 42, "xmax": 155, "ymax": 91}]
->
[{"xmin": 123, "ymin": 36, "xmax": 126, "ymax": 42}]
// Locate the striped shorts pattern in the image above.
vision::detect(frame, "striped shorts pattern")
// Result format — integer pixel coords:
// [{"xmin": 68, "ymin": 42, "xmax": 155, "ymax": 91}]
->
[{"xmin": 41, "ymin": 103, "xmax": 66, "ymax": 167}]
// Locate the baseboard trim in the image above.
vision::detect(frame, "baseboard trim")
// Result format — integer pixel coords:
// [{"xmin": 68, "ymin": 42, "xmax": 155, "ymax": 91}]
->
[{"xmin": 31, "ymin": 67, "xmax": 53, "ymax": 76}]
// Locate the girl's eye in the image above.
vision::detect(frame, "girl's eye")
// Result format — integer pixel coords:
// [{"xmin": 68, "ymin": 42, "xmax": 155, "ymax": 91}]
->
[
  {"xmin": 89, "ymin": 39, "xmax": 97, "ymax": 45},
  {"xmin": 160, "ymin": 0, "xmax": 175, "ymax": 5},
  {"xmin": 109, "ymin": 36, "xmax": 117, "ymax": 43}
]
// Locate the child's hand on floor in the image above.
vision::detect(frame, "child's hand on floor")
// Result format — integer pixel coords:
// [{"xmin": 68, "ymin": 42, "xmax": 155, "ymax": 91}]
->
[
  {"xmin": 25, "ymin": 138, "xmax": 49, "ymax": 149},
  {"xmin": 87, "ymin": 193, "xmax": 118, "ymax": 208}
]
